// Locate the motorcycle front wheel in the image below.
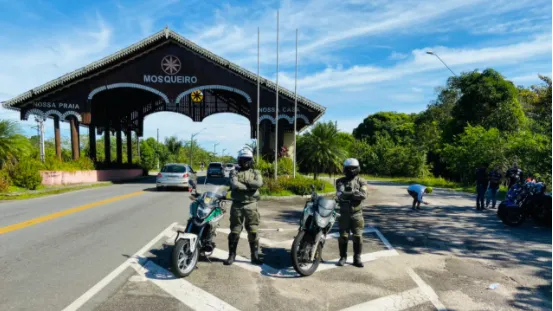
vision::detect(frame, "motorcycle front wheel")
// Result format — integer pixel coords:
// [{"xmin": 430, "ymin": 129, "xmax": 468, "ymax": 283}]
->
[
  {"xmin": 172, "ymin": 239, "xmax": 199, "ymax": 277},
  {"xmin": 501, "ymin": 209, "xmax": 526, "ymax": 227},
  {"xmin": 291, "ymin": 230, "xmax": 322, "ymax": 277}
]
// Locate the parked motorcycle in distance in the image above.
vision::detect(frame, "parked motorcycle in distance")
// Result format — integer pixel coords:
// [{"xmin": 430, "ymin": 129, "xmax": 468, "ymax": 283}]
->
[
  {"xmin": 497, "ymin": 181, "xmax": 551, "ymax": 227},
  {"xmin": 171, "ymin": 180, "xmax": 229, "ymax": 277},
  {"xmin": 291, "ymin": 185, "xmax": 340, "ymax": 276}
]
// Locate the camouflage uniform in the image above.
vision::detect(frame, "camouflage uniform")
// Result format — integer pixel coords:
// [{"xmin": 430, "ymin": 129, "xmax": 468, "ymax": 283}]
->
[
  {"xmin": 224, "ymin": 168, "xmax": 263, "ymax": 265},
  {"xmin": 336, "ymin": 176, "xmax": 368, "ymax": 267}
]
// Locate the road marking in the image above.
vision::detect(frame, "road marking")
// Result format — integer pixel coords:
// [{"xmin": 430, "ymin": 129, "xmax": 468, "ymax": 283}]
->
[
  {"xmin": 208, "ymin": 248, "xmax": 399, "ymax": 277},
  {"xmin": 130, "ymin": 258, "xmax": 241, "ymax": 311},
  {"xmin": 340, "ymin": 287, "xmax": 428, "ymax": 311},
  {"xmin": 216, "ymin": 228, "xmax": 289, "ymax": 248},
  {"xmin": 0, "ymin": 191, "xmax": 145, "ymax": 235},
  {"xmin": 61, "ymin": 222, "xmax": 177, "ymax": 311},
  {"xmin": 406, "ymin": 267, "xmax": 448, "ymax": 311}
]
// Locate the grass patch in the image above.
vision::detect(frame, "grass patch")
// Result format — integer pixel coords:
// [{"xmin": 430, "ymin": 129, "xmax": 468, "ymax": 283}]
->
[
  {"xmin": 303, "ymin": 173, "xmax": 507, "ymax": 199},
  {"xmin": 0, "ymin": 182, "xmax": 112, "ymax": 200}
]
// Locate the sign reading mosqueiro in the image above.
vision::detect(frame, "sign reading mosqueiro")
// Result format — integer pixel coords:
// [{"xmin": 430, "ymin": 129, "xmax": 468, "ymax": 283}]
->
[{"xmin": 143, "ymin": 75, "xmax": 198, "ymax": 84}]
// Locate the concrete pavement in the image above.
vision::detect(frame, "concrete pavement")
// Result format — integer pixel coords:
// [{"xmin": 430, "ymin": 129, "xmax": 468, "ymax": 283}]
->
[{"xmin": 0, "ymin": 175, "xmax": 551, "ymax": 311}]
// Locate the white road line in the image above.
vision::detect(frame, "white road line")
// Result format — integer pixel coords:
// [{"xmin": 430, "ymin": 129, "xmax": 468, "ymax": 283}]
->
[
  {"xmin": 129, "ymin": 258, "xmax": 241, "ymax": 311},
  {"xmin": 373, "ymin": 228, "xmax": 395, "ymax": 250},
  {"xmin": 317, "ymin": 249, "xmax": 399, "ymax": 272},
  {"xmin": 406, "ymin": 268, "xmax": 448, "ymax": 311},
  {"xmin": 340, "ymin": 287, "xmax": 428, "ymax": 311},
  {"xmin": 216, "ymin": 228, "xmax": 288, "ymax": 248},
  {"xmin": 62, "ymin": 222, "xmax": 178, "ymax": 311}
]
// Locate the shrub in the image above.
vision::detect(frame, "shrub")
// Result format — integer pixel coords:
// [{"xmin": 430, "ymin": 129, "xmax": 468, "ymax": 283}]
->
[
  {"xmin": 260, "ymin": 178, "xmax": 284, "ymax": 195},
  {"xmin": 11, "ymin": 157, "xmax": 42, "ymax": 190},
  {"xmin": 255, "ymin": 158, "xmax": 274, "ymax": 178},
  {"xmin": 261, "ymin": 176, "xmax": 329, "ymax": 195},
  {"xmin": 0, "ymin": 167, "xmax": 10, "ymax": 192},
  {"xmin": 277, "ymin": 157, "xmax": 294, "ymax": 176}
]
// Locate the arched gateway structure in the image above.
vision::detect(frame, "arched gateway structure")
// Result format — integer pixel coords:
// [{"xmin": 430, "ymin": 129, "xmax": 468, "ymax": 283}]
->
[{"xmin": 1, "ymin": 27, "xmax": 325, "ymax": 163}]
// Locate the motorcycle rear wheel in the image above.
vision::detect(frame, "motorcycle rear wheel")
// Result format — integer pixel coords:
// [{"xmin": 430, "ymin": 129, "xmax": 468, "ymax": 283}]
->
[
  {"xmin": 172, "ymin": 239, "xmax": 199, "ymax": 278},
  {"xmin": 291, "ymin": 230, "xmax": 322, "ymax": 277}
]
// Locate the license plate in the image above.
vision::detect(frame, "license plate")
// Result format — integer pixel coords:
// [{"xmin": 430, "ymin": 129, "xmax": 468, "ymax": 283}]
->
[{"xmin": 168, "ymin": 175, "xmax": 179, "ymax": 178}]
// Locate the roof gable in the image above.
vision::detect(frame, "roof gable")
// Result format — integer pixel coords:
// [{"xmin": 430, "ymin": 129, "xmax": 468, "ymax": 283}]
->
[{"xmin": 2, "ymin": 27, "xmax": 325, "ymax": 115}]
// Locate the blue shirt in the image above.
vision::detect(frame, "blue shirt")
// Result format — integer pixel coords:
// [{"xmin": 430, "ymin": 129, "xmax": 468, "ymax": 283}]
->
[{"xmin": 408, "ymin": 184, "xmax": 426, "ymax": 202}]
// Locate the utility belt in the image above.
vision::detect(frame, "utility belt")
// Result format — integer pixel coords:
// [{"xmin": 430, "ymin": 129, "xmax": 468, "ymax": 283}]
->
[{"xmin": 339, "ymin": 201, "xmax": 363, "ymax": 214}]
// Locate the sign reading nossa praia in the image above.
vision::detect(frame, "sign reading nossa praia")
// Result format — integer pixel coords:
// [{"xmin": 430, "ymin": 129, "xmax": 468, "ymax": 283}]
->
[
  {"xmin": 33, "ymin": 102, "xmax": 80, "ymax": 109},
  {"xmin": 143, "ymin": 75, "xmax": 198, "ymax": 84}
]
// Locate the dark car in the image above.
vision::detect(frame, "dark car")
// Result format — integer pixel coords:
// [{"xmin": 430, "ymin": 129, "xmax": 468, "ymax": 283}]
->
[{"xmin": 207, "ymin": 162, "xmax": 224, "ymax": 178}]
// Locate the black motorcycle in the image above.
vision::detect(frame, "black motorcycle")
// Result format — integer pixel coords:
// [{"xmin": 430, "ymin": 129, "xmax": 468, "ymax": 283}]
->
[
  {"xmin": 497, "ymin": 182, "xmax": 550, "ymax": 227},
  {"xmin": 291, "ymin": 186, "xmax": 340, "ymax": 277}
]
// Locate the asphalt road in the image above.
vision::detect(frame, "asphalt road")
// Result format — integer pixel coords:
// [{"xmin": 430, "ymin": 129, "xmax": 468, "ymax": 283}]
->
[
  {"xmin": 0, "ymin": 174, "xmax": 551, "ymax": 311},
  {"xmin": 0, "ymin": 176, "xmax": 199, "ymax": 311}
]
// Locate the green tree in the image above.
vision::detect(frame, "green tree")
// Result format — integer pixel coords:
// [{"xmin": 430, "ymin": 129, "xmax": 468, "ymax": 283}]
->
[
  {"xmin": 449, "ymin": 69, "xmax": 526, "ymax": 137},
  {"xmin": 297, "ymin": 121, "xmax": 347, "ymax": 179},
  {"xmin": 139, "ymin": 140, "xmax": 157, "ymax": 171},
  {"xmin": 441, "ymin": 125, "xmax": 507, "ymax": 182},
  {"xmin": 0, "ymin": 120, "xmax": 32, "ymax": 165},
  {"xmin": 353, "ymin": 112, "xmax": 415, "ymax": 144}
]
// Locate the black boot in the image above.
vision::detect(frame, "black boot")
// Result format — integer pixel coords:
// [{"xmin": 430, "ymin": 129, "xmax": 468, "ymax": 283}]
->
[
  {"xmin": 249, "ymin": 240, "xmax": 263, "ymax": 265},
  {"xmin": 353, "ymin": 236, "xmax": 364, "ymax": 268},
  {"xmin": 337, "ymin": 237, "xmax": 348, "ymax": 266},
  {"xmin": 223, "ymin": 233, "xmax": 239, "ymax": 266}
]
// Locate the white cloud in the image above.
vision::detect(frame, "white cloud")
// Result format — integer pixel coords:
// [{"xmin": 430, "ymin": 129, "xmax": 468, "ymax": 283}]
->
[
  {"xmin": 411, "ymin": 87, "xmax": 424, "ymax": 93},
  {"xmin": 389, "ymin": 52, "xmax": 408, "ymax": 60},
  {"xmin": 278, "ymin": 33, "xmax": 551, "ymax": 91}
]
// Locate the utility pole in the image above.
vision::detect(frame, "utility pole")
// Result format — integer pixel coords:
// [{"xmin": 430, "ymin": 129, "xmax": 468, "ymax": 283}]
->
[
  {"xmin": 221, "ymin": 148, "xmax": 226, "ymax": 161},
  {"xmin": 35, "ymin": 117, "xmax": 45, "ymax": 163},
  {"xmin": 190, "ymin": 128, "xmax": 206, "ymax": 167},
  {"xmin": 214, "ymin": 142, "xmax": 219, "ymax": 155},
  {"xmin": 156, "ymin": 128, "xmax": 159, "ymax": 170}
]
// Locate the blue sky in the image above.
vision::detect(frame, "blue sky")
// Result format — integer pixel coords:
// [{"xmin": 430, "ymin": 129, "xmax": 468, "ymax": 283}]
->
[{"xmin": 0, "ymin": 0, "xmax": 551, "ymax": 157}]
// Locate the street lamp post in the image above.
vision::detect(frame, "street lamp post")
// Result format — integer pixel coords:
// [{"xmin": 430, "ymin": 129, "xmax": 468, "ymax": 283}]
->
[
  {"xmin": 426, "ymin": 51, "xmax": 457, "ymax": 77},
  {"xmin": 190, "ymin": 128, "xmax": 206, "ymax": 168},
  {"xmin": 221, "ymin": 149, "xmax": 226, "ymax": 161}
]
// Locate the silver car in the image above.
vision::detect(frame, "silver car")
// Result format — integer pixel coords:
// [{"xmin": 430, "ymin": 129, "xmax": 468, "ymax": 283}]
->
[{"xmin": 156, "ymin": 163, "xmax": 197, "ymax": 191}]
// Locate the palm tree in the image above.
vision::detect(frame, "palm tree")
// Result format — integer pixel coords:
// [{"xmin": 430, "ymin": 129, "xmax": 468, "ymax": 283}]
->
[
  {"xmin": 244, "ymin": 140, "xmax": 257, "ymax": 153},
  {"xmin": 0, "ymin": 120, "xmax": 30, "ymax": 165},
  {"xmin": 296, "ymin": 121, "xmax": 347, "ymax": 179},
  {"xmin": 165, "ymin": 136, "xmax": 183, "ymax": 158}
]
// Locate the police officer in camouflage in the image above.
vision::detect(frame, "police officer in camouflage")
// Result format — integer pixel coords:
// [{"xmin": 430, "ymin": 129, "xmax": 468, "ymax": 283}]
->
[
  {"xmin": 223, "ymin": 149, "xmax": 264, "ymax": 266},
  {"xmin": 335, "ymin": 158, "xmax": 368, "ymax": 268}
]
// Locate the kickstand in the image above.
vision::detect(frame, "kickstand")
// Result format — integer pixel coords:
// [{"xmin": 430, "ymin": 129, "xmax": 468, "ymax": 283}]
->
[{"xmin": 202, "ymin": 252, "xmax": 213, "ymax": 263}]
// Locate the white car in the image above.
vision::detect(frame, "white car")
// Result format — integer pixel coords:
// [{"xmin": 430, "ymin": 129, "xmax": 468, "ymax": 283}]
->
[
  {"xmin": 224, "ymin": 163, "xmax": 235, "ymax": 177},
  {"xmin": 156, "ymin": 163, "xmax": 196, "ymax": 190}
]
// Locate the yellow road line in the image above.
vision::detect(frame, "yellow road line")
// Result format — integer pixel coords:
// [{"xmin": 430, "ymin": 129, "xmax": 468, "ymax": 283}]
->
[{"xmin": 0, "ymin": 191, "xmax": 145, "ymax": 235}]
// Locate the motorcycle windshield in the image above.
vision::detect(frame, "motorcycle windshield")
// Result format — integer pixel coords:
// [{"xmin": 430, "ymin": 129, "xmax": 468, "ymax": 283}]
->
[
  {"xmin": 196, "ymin": 192, "xmax": 217, "ymax": 219},
  {"xmin": 317, "ymin": 197, "xmax": 335, "ymax": 217}
]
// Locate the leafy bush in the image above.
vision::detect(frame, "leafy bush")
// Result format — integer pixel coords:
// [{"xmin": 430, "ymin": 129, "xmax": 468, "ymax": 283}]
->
[
  {"xmin": 11, "ymin": 157, "xmax": 42, "ymax": 190},
  {"xmin": 255, "ymin": 158, "xmax": 274, "ymax": 178},
  {"xmin": 277, "ymin": 157, "xmax": 294, "ymax": 176},
  {"xmin": 42, "ymin": 156, "xmax": 95, "ymax": 171}
]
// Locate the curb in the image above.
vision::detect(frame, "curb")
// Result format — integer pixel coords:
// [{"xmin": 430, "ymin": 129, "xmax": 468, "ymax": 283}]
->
[{"xmin": 261, "ymin": 192, "xmax": 335, "ymax": 200}]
